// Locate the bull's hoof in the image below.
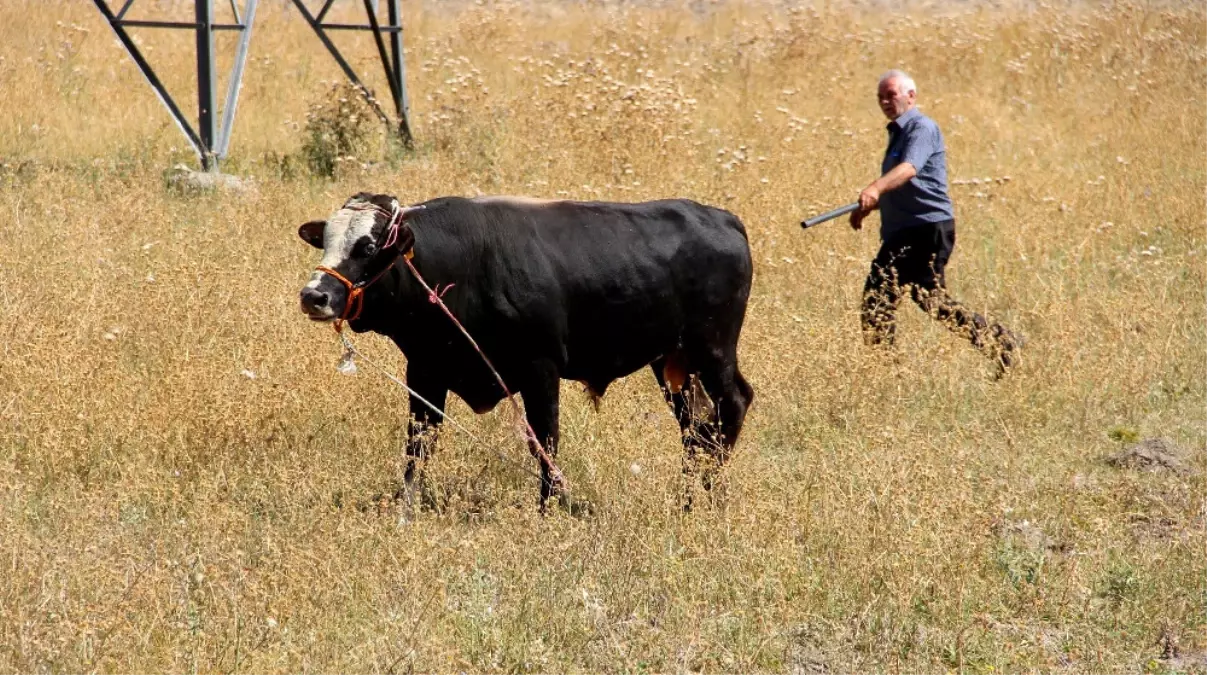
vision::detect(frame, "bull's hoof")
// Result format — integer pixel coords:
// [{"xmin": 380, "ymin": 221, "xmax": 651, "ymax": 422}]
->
[
  {"xmin": 548, "ymin": 470, "xmax": 568, "ymax": 494},
  {"xmin": 384, "ymin": 478, "xmax": 444, "ymax": 516},
  {"xmin": 537, "ymin": 491, "xmax": 596, "ymax": 519},
  {"xmin": 556, "ymin": 490, "xmax": 597, "ymax": 519},
  {"xmin": 538, "ymin": 471, "xmax": 568, "ymax": 514}
]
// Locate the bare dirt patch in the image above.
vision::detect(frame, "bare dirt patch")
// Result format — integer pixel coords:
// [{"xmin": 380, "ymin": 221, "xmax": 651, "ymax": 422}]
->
[{"xmin": 1107, "ymin": 438, "xmax": 1192, "ymax": 476}]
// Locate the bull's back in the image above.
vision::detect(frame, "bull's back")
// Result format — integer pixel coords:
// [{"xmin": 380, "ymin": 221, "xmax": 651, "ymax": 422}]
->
[
  {"xmin": 486, "ymin": 198, "xmax": 748, "ymax": 294},
  {"xmin": 503, "ymin": 199, "xmax": 751, "ymax": 378}
]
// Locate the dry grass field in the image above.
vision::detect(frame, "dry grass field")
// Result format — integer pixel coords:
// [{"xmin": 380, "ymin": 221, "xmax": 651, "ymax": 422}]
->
[{"xmin": 1, "ymin": 0, "xmax": 1204, "ymax": 671}]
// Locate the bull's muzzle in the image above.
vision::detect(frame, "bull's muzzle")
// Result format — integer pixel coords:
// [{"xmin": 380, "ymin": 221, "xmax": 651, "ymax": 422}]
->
[{"xmin": 299, "ymin": 285, "xmax": 338, "ymax": 321}]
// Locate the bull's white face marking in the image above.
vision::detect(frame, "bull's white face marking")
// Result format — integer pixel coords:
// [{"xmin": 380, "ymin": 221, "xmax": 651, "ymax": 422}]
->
[
  {"xmin": 306, "ymin": 207, "xmax": 377, "ymax": 284},
  {"xmin": 302, "ymin": 202, "xmax": 382, "ymax": 319}
]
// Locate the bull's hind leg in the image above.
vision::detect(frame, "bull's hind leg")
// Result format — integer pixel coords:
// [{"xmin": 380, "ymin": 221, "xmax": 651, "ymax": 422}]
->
[
  {"xmin": 692, "ymin": 349, "xmax": 754, "ymax": 493},
  {"xmin": 651, "ymin": 354, "xmax": 721, "ymax": 510}
]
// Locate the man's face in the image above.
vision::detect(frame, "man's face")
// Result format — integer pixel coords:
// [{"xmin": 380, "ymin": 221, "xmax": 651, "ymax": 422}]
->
[{"xmin": 878, "ymin": 77, "xmax": 915, "ymax": 120}]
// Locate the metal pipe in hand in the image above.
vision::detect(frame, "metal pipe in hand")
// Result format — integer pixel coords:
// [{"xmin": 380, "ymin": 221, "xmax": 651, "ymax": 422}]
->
[{"xmin": 801, "ymin": 202, "xmax": 860, "ymax": 229}]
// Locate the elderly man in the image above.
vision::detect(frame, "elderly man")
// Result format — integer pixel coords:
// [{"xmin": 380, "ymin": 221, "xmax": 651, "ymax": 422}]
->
[{"xmin": 850, "ymin": 69, "xmax": 1022, "ymax": 375}]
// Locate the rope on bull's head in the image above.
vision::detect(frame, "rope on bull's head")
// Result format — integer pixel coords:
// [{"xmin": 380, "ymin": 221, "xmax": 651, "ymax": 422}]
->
[{"xmin": 381, "ymin": 202, "xmax": 402, "ymax": 250}]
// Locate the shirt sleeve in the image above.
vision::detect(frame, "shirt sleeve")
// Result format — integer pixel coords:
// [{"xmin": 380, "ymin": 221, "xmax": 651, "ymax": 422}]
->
[{"xmin": 899, "ymin": 120, "xmax": 940, "ymax": 171}]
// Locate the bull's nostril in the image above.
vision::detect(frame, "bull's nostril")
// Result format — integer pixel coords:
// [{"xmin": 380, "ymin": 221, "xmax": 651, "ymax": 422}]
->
[{"xmin": 301, "ymin": 288, "xmax": 329, "ymax": 309}]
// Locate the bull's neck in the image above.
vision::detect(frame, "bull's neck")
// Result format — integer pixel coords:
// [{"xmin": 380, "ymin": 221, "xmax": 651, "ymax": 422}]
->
[{"xmin": 344, "ymin": 257, "xmax": 416, "ymax": 333}]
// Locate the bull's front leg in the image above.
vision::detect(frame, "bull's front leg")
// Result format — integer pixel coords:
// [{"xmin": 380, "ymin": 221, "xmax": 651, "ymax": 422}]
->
[
  {"xmin": 399, "ymin": 364, "xmax": 448, "ymax": 513},
  {"xmin": 518, "ymin": 360, "xmax": 564, "ymax": 511}
]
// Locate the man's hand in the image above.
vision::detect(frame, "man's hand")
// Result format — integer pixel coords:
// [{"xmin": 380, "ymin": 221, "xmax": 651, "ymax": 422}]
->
[
  {"xmin": 851, "ymin": 162, "xmax": 917, "ymax": 228},
  {"xmin": 858, "ymin": 184, "xmax": 882, "ymax": 211},
  {"xmin": 849, "ymin": 208, "xmax": 867, "ymax": 230},
  {"xmin": 858, "ymin": 163, "xmax": 916, "ymax": 213}
]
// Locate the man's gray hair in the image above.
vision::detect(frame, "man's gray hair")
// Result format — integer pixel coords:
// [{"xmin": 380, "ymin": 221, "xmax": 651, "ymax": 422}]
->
[{"xmin": 879, "ymin": 69, "xmax": 917, "ymax": 95}]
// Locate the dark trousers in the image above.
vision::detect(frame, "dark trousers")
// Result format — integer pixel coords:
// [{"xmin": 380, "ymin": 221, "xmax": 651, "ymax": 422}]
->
[{"xmin": 862, "ymin": 220, "xmax": 1008, "ymax": 354}]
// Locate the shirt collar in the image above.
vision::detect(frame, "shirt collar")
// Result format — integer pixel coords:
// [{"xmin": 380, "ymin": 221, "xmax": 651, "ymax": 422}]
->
[{"xmin": 887, "ymin": 106, "xmax": 921, "ymax": 132}]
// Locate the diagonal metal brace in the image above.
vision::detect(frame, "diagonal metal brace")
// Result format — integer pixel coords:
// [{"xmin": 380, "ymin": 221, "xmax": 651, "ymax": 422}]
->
[
  {"xmin": 217, "ymin": 0, "xmax": 258, "ymax": 158},
  {"xmin": 90, "ymin": 0, "xmax": 208, "ymax": 162},
  {"xmin": 289, "ymin": 0, "xmax": 413, "ymax": 147}
]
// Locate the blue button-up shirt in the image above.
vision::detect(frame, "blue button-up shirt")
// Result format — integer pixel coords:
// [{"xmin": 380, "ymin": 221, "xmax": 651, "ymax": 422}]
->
[{"xmin": 879, "ymin": 107, "xmax": 954, "ymax": 237}]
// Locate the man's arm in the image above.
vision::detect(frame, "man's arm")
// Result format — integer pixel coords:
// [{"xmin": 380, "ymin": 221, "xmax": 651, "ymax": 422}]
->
[
  {"xmin": 849, "ymin": 162, "xmax": 917, "ymax": 229},
  {"xmin": 859, "ymin": 162, "xmax": 917, "ymax": 210}
]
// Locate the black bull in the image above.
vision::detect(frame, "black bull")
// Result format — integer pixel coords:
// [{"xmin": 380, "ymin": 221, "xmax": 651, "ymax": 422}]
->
[{"xmin": 298, "ymin": 193, "xmax": 755, "ymax": 508}]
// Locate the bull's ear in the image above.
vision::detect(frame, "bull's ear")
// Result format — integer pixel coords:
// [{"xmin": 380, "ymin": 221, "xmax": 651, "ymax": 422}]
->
[
  {"xmin": 298, "ymin": 220, "xmax": 326, "ymax": 248},
  {"xmin": 392, "ymin": 224, "xmax": 416, "ymax": 254}
]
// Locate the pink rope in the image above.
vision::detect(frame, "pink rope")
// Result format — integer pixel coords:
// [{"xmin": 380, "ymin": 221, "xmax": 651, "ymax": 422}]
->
[
  {"xmin": 427, "ymin": 283, "xmax": 455, "ymax": 303},
  {"xmin": 347, "ymin": 202, "xmax": 401, "ymax": 250},
  {"xmin": 381, "ymin": 205, "xmax": 401, "ymax": 250}
]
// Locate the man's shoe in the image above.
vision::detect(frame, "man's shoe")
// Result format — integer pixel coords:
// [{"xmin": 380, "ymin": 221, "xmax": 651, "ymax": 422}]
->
[{"xmin": 991, "ymin": 325, "xmax": 1025, "ymax": 378}]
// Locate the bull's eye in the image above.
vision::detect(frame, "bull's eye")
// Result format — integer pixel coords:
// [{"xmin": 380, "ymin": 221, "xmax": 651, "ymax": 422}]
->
[{"xmin": 362, "ymin": 242, "xmax": 379, "ymax": 257}]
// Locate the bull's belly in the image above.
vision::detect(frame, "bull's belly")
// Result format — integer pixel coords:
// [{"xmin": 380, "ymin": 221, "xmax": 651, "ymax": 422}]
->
[
  {"xmin": 561, "ymin": 332, "xmax": 675, "ymax": 385},
  {"xmin": 444, "ymin": 350, "xmax": 657, "ymax": 415},
  {"xmin": 560, "ymin": 301, "xmax": 682, "ymax": 377},
  {"xmin": 448, "ymin": 377, "xmax": 507, "ymax": 415}
]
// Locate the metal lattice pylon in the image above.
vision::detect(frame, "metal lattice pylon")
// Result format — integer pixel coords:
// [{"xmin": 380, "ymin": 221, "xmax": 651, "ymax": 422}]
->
[
  {"xmin": 288, "ymin": 0, "xmax": 413, "ymax": 146},
  {"xmin": 90, "ymin": 0, "xmax": 413, "ymax": 171}
]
